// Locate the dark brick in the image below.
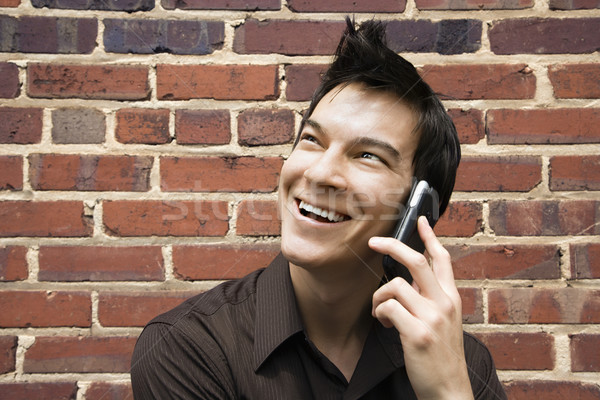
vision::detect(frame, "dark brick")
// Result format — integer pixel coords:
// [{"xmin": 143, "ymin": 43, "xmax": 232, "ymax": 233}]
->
[
  {"xmin": 505, "ymin": 380, "xmax": 600, "ymax": 400},
  {"xmin": 0, "ymin": 62, "xmax": 19, "ymax": 98},
  {"xmin": 0, "ymin": 246, "xmax": 28, "ymax": 281},
  {"xmin": 0, "ymin": 382, "xmax": 78, "ymax": 400},
  {"xmin": 489, "ymin": 200, "xmax": 599, "ymax": 236},
  {"xmin": 175, "ymin": 109, "xmax": 231, "ymax": 145},
  {"xmin": 28, "ymin": 64, "xmax": 150, "ymax": 100},
  {"xmin": 447, "ymin": 109, "xmax": 484, "ymax": 144},
  {"xmin": 52, "ymin": 108, "xmax": 106, "ymax": 144},
  {"xmin": 234, "ymin": 19, "xmax": 345, "ymax": 55},
  {"xmin": 0, "ymin": 156, "xmax": 23, "ymax": 191},
  {"xmin": 448, "ymin": 244, "xmax": 560, "ymax": 280},
  {"xmin": 285, "ymin": 64, "xmax": 326, "ymax": 101},
  {"xmin": 104, "ymin": 19, "xmax": 224, "ymax": 55},
  {"xmin": 571, "ymin": 334, "xmax": 600, "ymax": 371},
  {"xmin": 0, "ymin": 107, "xmax": 43, "ymax": 144},
  {"xmin": 0, "ymin": 336, "xmax": 17, "ymax": 374},
  {"xmin": 238, "ymin": 108, "xmax": 295, "ymax": 146},
  {"xmin": 162, "ymin": 0, "xmax": 280, "ymax": 9},
  {"xmin": 487, "ymin": 108, "xmax": 600, "ymax": 144},
  {"xmin": 115, "ymin": 108, "xmax": 170, "ymax": 144},
  {"xmin": 386, "ymin": 20, "xmax": 481, "ymax": 54},
  {"xmin": 29, "ymin": 154, "xmax": 153, "ymax": 191},
  {"xmin": 549, "ymin": 63, "xmax": 600, "ymax": 99},
  {"xmin": 549, "ymin": 0, "xmax": 600, "ymax": 9},
  {"xmin": 489, "ymin": 18, "xmax": 600, "ymax": 54},
  {"xmin": 32, "ymin": 0, "xmax": 154, "ymax": 11},
  {"xmin": 416, "ymin": 0, "xmax": 533, "ymax": 8},
  {"xmin": 0, "ymin": 15, "xmax": 96, "ymax": 54},
  {"xmin": 570, "ymin": 243, "xmax": 600, "ymax": 279},
  {"xmin": 287, "ymin": 0, "xmax": 406, "ymax": 12}
]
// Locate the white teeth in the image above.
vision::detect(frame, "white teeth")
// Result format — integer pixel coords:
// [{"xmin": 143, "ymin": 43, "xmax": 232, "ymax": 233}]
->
[{"xmin": 299, "ymin": 200, "xmax": 346, "ymax": 223}]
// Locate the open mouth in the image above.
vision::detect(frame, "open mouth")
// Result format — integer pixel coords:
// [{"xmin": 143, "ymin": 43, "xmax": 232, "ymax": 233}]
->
[{"xmin": 298, "ymin": 200, "xmax": 351, "ymax": 223}]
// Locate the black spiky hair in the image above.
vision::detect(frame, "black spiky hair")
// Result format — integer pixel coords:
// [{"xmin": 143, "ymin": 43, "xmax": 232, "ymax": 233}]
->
[{"xmin": 296, "ymin": 17, "xmax": 461, "ymax": 216}]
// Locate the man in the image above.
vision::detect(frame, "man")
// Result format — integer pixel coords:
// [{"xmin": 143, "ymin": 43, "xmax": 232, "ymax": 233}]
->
[{"xmin": 131, "ymin": 18, "xmax": 506, "ymax": 399}]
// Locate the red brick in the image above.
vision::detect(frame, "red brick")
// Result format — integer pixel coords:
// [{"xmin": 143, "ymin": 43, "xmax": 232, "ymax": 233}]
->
[
  {"xmin": 85, "ymin": 382, "xmax": 132, "ymax": 400},
  {"xmin": 0, "ymin": 246, "xmax": 28, "ymax": 281},
  {"xmin": 435, "ymin": 201, "xmax": 483, "ymax": 237},
  {"xmin": 161, "ymin": 156, "xmax": 283, "ymax": 192},
  {"xmin": 0, "ymin": 291, "xmax": 91, "ymax": 327},
  {"xmin": 487, "ymin": 108, "xmax": 600, "ymax": 144},
  {"xmin": 98, "ymin": 291, "xmax": 196, "ymax": 327},
  {"xmin": 488, "ymin": 288, "xmax": 600, "ymax": 324},
  {"xmin": 571, "ymin": 243, "xmax": 600, "ymax": 279},
  {"xmin": 550, "ymin": 0, "xmax": 600, "ymax": 9},
  {"xmin": 285, "ymin": 64, "xmax": 326, "ymax": 101},
  {"xmin": 233, "ymin": 19, "xmax": 346, "ymax": 56},
  {"xmin": 550, "ymin": 155, "xmax": 600, "ymax": 191},
  {"xmin": 24, "ymin": 336, "xmax": 136, "ymax": 373},
  {"xmin": 157, "ymin": 64, "xmax": 278, "ymax": 100},
  {"xmin": 489, "ymin": 18, "xmax": 600, "ymax": 54},
  {"xmin": 287, "ymin": 0, "xmax": 406, "ymax": 12},
  {"xmin": 0, "ymin": 107, "xmax": 43, "ymax": 144},
  {"xmin": 0, "ymin": 62, "xmax": 19, "ymax": 98},
  {"xmin": 447, "ymin": 108, "xmax": 484, "ymax": 144},
  {"xmin": 455, "ymin": 155, "xmax": 541, "ymax": 192},
  {"xmin": 236, "ymin": 200, "xmax": 280, "ymax": 236},
  {"xmin": 39, "ymin": 246, "xmax": 164, "ymax": 281},
  {"xmin": 27, "ymin": 63, "xmax": 149, "ymax": 100},
  {"xmin": 175, "ymin": 109, "xmax": 231, "ymax": 145},
  {"xmin": 448, "ymin": 244, "xmax": 560, "ymax": 280},
  {"xmin": 0, "ymin": 336, "xmax": 17, "ymax": 374},
  {"xmin": 29, "ymin": 154, "xmax": 153, "ymax": 191},
  {"xmin": 416, "ymin": 0, "xmax": 533, "ymax": 9},
  {"xmin": 0, "ymin": 201, "xmax": 92, "ymax": 237},
  {"xmin": 0, "ymin": 382, "xmax": 78, "ymax": 400},
  {"xmin": 474, "ymin": 332, "xmax": 554, "ymax": 370},
  {"xmin": 115, "ymin": 108, "xmax": 170, "ymax": 144},
  {"xmin": 504, "ymin": 380, "xmax": 600, "ymax": 400},
  {"xmin": 549, "ymin": 64, "xmax": 600, "ymax": 98},
  {"xmin": 489, "ymin": 200, "xmax": 599, "ymax": 236},
  {"xmin": 32, "ymin": 0, "xmax": 152, "ymax": 10},
  {"xmin": 103, "ymin": 200, "xmax": 229, "ymax": 237},
  {"xmin": 459, "ymin": 287, "xmax": 483, "ymax": 323},
  {"xmin": 0, "ymin": 0, "xmax": 20, "ymax": 6},
  {"xmin": 173, "ymin": 243, "xmax": 280, "ymax": 280},
  {"xmin": 571, "ymin": 334, "xmax": 600, "ymax": 372},
  {"xmin": 162, "ymin": 0, "xmax": 280, "ymax": 9},
  {"xmin": 0, "ymin": 155, "xmax": 22, "ymax": 190},
  {"xmin": 238, "ymin": 109, "xmax": 295, "ymax": 146},
  {"xmin": 420, "ymin": 64, "xmax": 535, "ymax": 100}
]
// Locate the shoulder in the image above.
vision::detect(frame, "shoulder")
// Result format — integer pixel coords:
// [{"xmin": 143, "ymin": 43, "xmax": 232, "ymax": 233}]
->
[{"xmin": 463, "ymin": 332, "xmax": 507, "ymax": 400}]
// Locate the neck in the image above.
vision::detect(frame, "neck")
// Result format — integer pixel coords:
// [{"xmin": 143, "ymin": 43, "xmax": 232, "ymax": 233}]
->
[{"xmin": 289, "ymin": 260, "xmax": 382, "ymax": 381}]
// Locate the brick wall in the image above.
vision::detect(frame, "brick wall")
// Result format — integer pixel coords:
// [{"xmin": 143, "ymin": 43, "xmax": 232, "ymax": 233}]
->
[{"xmin": 1, "ymin": 0, "xmax": 599, "ymax": 398}]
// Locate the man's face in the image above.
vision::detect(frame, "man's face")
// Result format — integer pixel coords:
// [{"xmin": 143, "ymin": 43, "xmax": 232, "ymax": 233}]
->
[{"xmin": 278, "ymin": 82, "xmax": 419, "ymax": 272}]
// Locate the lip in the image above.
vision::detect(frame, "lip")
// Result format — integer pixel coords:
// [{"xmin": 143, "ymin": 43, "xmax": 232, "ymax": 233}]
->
[{"xmin": 293, "ymin": 198, "xmax": 352, "ymax": 225}]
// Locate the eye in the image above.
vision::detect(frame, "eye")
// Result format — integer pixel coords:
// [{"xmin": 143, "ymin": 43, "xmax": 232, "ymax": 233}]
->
[{"xmin": 359, "ymin": 152, "xmax": 383, "ymax": 162}]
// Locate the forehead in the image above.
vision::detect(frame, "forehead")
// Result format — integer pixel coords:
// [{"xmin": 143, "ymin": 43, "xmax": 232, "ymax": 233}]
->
[{"xmin": 309, "ymin": 82, "xmax": 419, "ymax": 148}]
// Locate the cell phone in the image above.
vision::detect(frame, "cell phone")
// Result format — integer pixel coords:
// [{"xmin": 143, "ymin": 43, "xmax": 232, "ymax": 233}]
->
[{"xmin": 382, "ymin": 180, "xmax": 439, "ymax": 283}]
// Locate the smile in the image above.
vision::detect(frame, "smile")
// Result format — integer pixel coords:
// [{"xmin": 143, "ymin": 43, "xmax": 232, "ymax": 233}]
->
[{"xmin": 298, "ymin": 200, "xmax": 350, "ymax": 223}]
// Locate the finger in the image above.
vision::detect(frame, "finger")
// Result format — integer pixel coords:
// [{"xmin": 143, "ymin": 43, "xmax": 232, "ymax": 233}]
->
[
  {"xmin": 368, "ymin": 235, "xmax": 443, "ymax": 301},
  {"xmin": 372, "ymin": 277, "xmax": 430, "ymax": 319},
  {"xmin": 417, "ymin": 216, "xmax": 459, "ymax": 298},
  {"xmin": 373, "ymin": 297, "xmax": 428, "ymax": 340}
]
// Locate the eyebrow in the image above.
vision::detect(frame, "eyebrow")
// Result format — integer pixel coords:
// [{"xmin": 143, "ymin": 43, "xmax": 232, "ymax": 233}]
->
[{"xmin": 304, "ymin": 118, "xmax": 402, "ymax": 162}]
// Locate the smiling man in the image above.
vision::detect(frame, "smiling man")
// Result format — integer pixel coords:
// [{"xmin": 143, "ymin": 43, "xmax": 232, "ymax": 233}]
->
[{"xmin": 131, "ymin": 19, "xmax": 506, "ymax": 399}]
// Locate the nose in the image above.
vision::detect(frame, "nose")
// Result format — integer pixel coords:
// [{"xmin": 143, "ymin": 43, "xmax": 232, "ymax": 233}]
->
[{"xmin": 303, "ymin": 148, "xmax": 348, "ymax": 190}]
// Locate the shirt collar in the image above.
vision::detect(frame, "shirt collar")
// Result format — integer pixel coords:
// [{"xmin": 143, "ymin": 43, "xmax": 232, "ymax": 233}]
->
[{"xmin": 253, "ymin": 253, "xmax": 304, "ymax": 371}]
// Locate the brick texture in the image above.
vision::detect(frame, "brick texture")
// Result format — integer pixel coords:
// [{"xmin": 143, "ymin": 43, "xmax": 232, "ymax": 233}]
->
[
  {"xmin": 29, "ymin": 154, "xmax": 153, "ymax": 191},
  {"xmin": 0, "ymin": 246, "xmax": 28, "ymax": 281},
  {"xmin": 2, "ymin": 3, "xmax": 599, "ymax": 394},
  {"xmin": 172, "ymin": 243, "xmax": 280, "ymax": 280},
  {"xmin": 38, "ymin": 246, "xmax": 164, "ymax": 281}
]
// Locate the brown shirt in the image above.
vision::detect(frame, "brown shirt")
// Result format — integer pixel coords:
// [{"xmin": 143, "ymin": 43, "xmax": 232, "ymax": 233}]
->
[{"xmin": 131, "ymin": 253, "xmax": 507, "ymax": 399}]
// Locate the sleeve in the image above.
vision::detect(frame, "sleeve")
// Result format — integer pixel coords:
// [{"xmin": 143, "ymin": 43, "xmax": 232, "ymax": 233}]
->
[
  {"xmin": 130, "ymin": 321, "xmax": 236, "ymax": 400},
  {"xmin": 463, "ymin": 333, "xmax": 508, "ymax": 400}
]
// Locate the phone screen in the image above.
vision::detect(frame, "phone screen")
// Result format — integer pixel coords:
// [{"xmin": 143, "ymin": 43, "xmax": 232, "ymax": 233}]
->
[{"xmin": 382, "ymin": 180, "xmax": 439, "ymax": 283}]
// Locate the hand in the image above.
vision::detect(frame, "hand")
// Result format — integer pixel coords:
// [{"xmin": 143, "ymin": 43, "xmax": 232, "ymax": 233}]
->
[{"xmin": 369, "ymin": 216, "xmax": 473, "ymax": 400}]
